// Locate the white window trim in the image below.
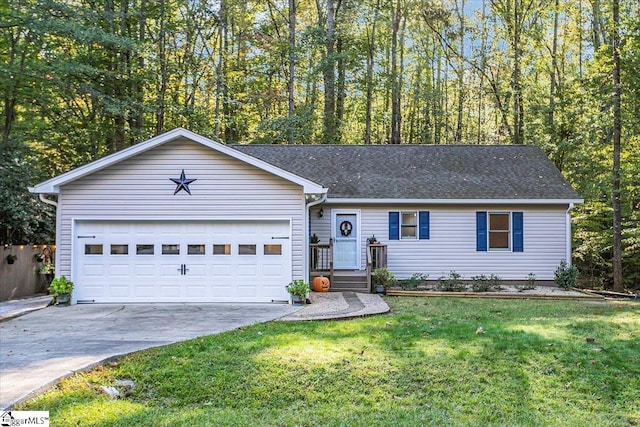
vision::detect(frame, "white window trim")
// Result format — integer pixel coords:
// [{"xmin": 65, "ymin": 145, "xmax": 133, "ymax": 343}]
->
[
  {"xmin": 400, "ymin": 211, "xmax": 419, "ymax": 240},
  {"xmin": 488, "ymin": 211, "xmax": 511, "ymax": 252}
]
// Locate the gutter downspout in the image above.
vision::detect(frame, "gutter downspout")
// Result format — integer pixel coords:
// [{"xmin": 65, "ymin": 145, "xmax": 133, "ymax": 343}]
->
[
  {"xmin": 304, "ymin": 192, "xmax": 328, "ymax": 283},
  {"xmin": 38, "ymin": 193, "xmax": 58, "ymax": 208},
  {"xmin": 566, "ymin": 203, "xmax": 574, "ymax": 265}
]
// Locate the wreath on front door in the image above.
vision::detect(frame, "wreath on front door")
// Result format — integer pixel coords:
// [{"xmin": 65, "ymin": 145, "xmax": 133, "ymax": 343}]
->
[{"xmin": 340, "ymin": 220, "xmax": 353, "ymax": 237}]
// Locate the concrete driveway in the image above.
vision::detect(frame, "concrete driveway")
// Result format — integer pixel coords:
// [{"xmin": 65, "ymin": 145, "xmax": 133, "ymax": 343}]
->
[{"xmin": 0, "ymin": 303, "xmax": 299, "ymax": 409}]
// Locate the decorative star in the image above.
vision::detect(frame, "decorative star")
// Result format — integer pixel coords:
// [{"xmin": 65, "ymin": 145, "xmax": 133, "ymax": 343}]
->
[{"xmin": 170, "ymin": 169, "xmax": 197, "ymax": 195}]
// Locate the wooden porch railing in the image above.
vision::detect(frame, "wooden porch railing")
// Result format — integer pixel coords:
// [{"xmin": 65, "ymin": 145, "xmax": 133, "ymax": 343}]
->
[
  {"xmin": 310, "ymin": 242, "xmax": 333, "ymax": 278},
  {"xmin": 366, "ymin": 244, "xmax": 387, "ymax": 291}
]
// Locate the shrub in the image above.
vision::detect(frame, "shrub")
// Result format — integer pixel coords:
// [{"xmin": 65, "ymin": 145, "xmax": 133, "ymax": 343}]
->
[
  {"xmin": 286, "ymin": 280, "xmax": 310, "ymax": 298},
  {"xmin": 554, "ymin": 260, "xmax": 579, "ymax": 289},
  {"xmin": 471, "ymin": 275, "xmax": 492, "ymax": 292},
  {"xmin": 49, "ymin": 276, "xmax": 74, "ymax": 296},
  {"xmin": 436, "ymin": 271, "xmax": 466, "ymax": 292},
  {"xmin": 398, "ymin": 273, "xmax": 429, "ymax": 290},
  {"xmin": 372, "ymin": 268, "xmax": 397, "ymax": 289},
  {"xmin": 515, "ymin": 273, "xmax": 537, "ymax": 291}
]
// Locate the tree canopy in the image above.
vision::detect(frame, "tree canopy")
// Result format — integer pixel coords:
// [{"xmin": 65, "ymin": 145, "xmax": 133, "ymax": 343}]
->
[{"xmin": 1, "ymin": 0, "xmax": 638, "ymax": 289}]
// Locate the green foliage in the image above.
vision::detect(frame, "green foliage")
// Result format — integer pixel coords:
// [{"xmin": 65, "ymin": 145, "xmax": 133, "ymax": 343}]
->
[
  {"xmin": 19, "ymin": 298, "xmax": 640, "ymax": 426},
  {"xmin": 554, "ymin": 260, "xmax": 580, "ymax": 289},
  {"xmin": 49, "ymin": 275, "xmax": 74, "ymax": 296},
  {"xmin": 372, "ymin": 268, "xmax": 397, "ymax": 289},
  {"xmin": 2, "ymin": 0, "xmax": 639, "ymax": 289},
  {"xmin": 398, "ymin": 273, "xmax": 428, "ymax": 290},
  {"xmin": 436, "ymin": 271, "xmax": 467, "ymax": 292},
  {"xmin": 286, "ymin": 280, "xmax": 309, "ymax": 298},
  {"xmin": 515, "ymin": 273, "xmax": 537, "ymax": 291},
  {"xmin": 470, "ymin": 275, "xmax": 491, "ymax": 292}
]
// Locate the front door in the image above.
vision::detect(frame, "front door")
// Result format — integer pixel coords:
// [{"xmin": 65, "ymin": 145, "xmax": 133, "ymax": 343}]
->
[{"xmin": 333, "ymin": 212, "xmax": 359, "ymax": 269}]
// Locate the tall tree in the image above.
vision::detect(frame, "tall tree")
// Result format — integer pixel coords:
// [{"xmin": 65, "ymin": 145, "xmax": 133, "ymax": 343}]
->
[{"xmin": 611, "ymin": 0, "xmax": 623, "ymax": 291}]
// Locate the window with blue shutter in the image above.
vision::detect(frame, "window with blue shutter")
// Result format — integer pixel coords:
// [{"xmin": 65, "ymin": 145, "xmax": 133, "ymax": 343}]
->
[
  {"xmin": 476, "ymin": 211, "xmax": 488, "ymax": 251},
  {"xmin": 389, "ymin": 212, "xmax": 400, "ymax": 240},
  {"xmin": 512, "ymin": 212, "xmax": 524, "ymax": 252},
  {"xmin": 389, "ymin": 211, "xmax": 429, "ymax": 240},
  {"xmin": 419, "ymin": 211, "xmax": 430, "ymax": 240}
]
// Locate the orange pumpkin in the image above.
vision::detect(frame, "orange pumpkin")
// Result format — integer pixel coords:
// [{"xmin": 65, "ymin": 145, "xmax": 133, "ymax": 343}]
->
[{"xmin": 313, "ymin": 276, "xmax": 331, "ymax": 292}]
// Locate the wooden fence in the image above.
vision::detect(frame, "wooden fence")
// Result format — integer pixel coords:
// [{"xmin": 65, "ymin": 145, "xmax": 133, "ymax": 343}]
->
[{"xmin": 0, "ymin": 245, "xmax": 55, "ymax": 301}]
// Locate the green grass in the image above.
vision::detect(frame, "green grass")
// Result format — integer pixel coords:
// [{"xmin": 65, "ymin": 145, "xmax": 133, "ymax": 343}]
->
[{"xmin": 19, "ymin": 298, "xmax": 640, "ymax": 426}]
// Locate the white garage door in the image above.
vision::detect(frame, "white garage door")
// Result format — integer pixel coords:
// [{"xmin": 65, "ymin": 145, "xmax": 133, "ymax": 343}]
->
[{"xmin": 74, "ymin": 220, "xmax": 292, "ymax": 303}]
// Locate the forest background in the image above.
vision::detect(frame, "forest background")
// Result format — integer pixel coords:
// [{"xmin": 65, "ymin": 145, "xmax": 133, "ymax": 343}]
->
[{"xmin": 1, "ymin": 0, "xmax": 639, "ymax": 290}]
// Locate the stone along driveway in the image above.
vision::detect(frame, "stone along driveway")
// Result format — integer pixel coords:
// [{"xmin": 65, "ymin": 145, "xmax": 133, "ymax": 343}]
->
[{"xmin": 0, "ymin": 303, "xmax": 299, "ymax": 409}]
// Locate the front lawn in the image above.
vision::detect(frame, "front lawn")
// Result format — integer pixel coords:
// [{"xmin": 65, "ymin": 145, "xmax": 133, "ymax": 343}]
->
[{"xmin": 20, "ymin": 298, "xmax": 639, "ymax": 426}]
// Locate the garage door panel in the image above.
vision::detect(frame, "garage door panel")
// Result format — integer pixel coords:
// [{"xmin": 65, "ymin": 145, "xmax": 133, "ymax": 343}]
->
[{"xmin": 76, "ymin": 220, "xmax": 291, "ymax": 303}]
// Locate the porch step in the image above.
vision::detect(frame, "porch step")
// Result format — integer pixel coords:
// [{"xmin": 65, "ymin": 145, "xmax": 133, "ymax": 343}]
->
[{"xmin": 330, "ymin": 271, "xmax": 369, "ymax": 293}]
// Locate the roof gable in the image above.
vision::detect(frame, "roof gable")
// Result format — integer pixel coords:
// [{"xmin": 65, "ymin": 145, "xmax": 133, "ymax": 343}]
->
[
  {"xmin": 234, "ymin": 144, "xmax": 582, "ymax": 202},
  {"xmin": 30, "ymin": 128, "xmax": 326, "ymax": 195}
]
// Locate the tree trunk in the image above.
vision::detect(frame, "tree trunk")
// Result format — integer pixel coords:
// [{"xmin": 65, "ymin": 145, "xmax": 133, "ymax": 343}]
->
[
  {"xmin": 390, "ymin": 0, "xmax": 402, "ymax": 144},
  {"xmin": 322, "ymin": 0, "xmax": 337, "ymax": 144},
  {"xmin": 288, "ymin": 0, "xmax": 296, "ymax": 144},
  {"xmin": 548, "ymin": 0, "xmax": 559, "ymax": 129},
  {"xmin": 611, "ymin": 0, "xmax": 623, "ymax": 291},
  {"xmin": 364, "ymin": 3, "xmax": 378, "ymax": 144},
  {"xmin": 156, "ymin": 0, "xmax": 167, "ymax": 135},
  {"xmin": 214, "ymin": 0, "xmax": 226, "ymax": 140}
]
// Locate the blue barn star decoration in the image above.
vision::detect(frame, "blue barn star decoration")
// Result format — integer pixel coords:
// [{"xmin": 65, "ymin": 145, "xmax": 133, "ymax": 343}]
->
[{"xmin": 170, "ymin": 169, "xmax": 197, "ymax": 195}]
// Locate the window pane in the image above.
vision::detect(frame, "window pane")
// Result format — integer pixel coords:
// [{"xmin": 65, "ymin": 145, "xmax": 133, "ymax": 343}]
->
[
  {"xmin": 489, "ymin": 231, "xmax": 510, "ymax": 249},
  {"xmin": 188, "ymin": 244, "xmax": 205, "ymax": 255},
  {"xmin": 239, "ymin": 244, "xmax": 256, "ymax": 255},
  {"xmin": 162, "ymin": 244, "xmax": 180, "ymax": 255},
  {"xmin": 110, "ymin": 244, "xmax": 128, "ymax": 255},
  {"xmin": 213, "ymin": 244, "xmax": 231, "ymax": 255},
  {"xmin": 264, "ymin": 244, "xmax": 282, "ymax": 255},
  {"xmin": 136, "ymin": 244, "xmax": 154, "ymax": 255},
  {"xmin": 402, "ymin": 212, "xmax": 417, "ymax": 226},
  {"xmin": 401, "ymin": 226, "xmax": 417, "ymax": 238},
  {"xmin": 85, "ymin": 244, "xmax": 103, "ymax": 255},
  {"xmin": 489, "ymin": 213, "xmax": 509, "ymax": 231}
]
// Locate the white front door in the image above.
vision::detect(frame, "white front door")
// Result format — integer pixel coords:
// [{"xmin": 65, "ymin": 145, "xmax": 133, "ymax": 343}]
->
[{"xmin": 333, "ymin": 212, "xmax": 359, "ymax": 269}]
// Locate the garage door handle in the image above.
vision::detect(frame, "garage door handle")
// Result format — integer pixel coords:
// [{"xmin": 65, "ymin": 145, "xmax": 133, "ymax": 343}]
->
[
  {"xmin": 271, "ymin": 236, "xmax": 289, "ymax": 240},
  {"xmin": 176, "ymin": 264, "xmax": 189, "ymax": 275}
]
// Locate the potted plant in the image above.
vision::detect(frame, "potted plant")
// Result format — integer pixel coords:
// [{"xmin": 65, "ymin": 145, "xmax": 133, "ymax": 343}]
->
[
  {"xmin": 287, "ymin": 279, "xmax": 310, "ymax": 305},
  {"xmin": 372, "ymin": 267, "xmax": 396, "ymax": 295},
  {"xmin": 6, "ymin": 254, "xmax": 17, "ymax": 264},
  {"xmin": 49, "ymin": 275, "xmax": 74, "ymax": 305},
  {"xmin": 39, "ymin": 262, "xmax": 55, "ymax": 275},
  {"xmin": 367, "ymin": 235, "xmax": 378, "ymax": 245}
]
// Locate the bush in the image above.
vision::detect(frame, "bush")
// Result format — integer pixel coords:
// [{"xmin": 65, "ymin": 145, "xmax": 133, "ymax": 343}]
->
[
  {"xmin": 518, "ymin": 273, "xmax": 537, "ymax": 290},
  {"xmin": 554, "ymin": 260, "xmax": 579, "ymax": 289},
  {"xmin": 286, "ymin": 280, "xmax": 310, "ymax": 297},
  {"xmin": 49, "ymin": 275, "xmax": 74, "ymax": 295},
  {"xmin": 398, "ymin": 273, "xmax": 428, "ymax": 290},
  {"xmin": 372, "ymin": 268, "xmax": 397, "ymax": 289},
  {"xmin": 436, "ymin": 271, "xmax": 466, "ymax": 292},
  {"xmin": 470, "ymin": 274, "xmax": 503, "ymax": 292},
  {"xmin": 471, "ymin": 275, "xmax": 492, "ymax": 292}
]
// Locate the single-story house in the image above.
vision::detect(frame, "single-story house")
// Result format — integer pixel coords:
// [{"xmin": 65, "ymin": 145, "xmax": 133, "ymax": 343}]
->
[{"xmin": 30, "ymin": 128, "xmax": 582, "ymax": 304}]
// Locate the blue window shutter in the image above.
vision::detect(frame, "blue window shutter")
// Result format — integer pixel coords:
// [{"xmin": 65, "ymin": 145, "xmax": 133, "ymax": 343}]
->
[
  {"xmin": 476, "ymin": 212, "xmax": 487, "ymax": 251},
  {"xmin": 389, "ymin": 212, "xmax": 400, "ymax": 240},
  {"xmin": 512, "ymin": 212, "xmax": 524, "ymax": 252},
  {"xmin": 419, "ymin": 211, "xmax": 430, "ymax": 239}
]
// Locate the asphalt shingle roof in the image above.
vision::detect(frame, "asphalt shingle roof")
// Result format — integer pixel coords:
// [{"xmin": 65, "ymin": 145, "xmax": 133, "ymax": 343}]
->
[{"xmin": 233, "ymin": 144, "xmax": 580, "ymax": 200}]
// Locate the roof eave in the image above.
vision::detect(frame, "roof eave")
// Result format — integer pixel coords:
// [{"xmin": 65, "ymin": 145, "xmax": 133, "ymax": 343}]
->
[{"xmin": 324, "ymin": 198, "xmax": 584, "ymax": 205}]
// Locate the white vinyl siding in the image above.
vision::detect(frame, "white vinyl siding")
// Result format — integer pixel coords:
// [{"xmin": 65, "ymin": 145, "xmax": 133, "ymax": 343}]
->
[
  {"xmin": 309, "ymin": 204, "xmax": 569, "ymax": 280},
  {"xmin": 56, "ymin": 138, "xmax": 305, "ymax": 283}
]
